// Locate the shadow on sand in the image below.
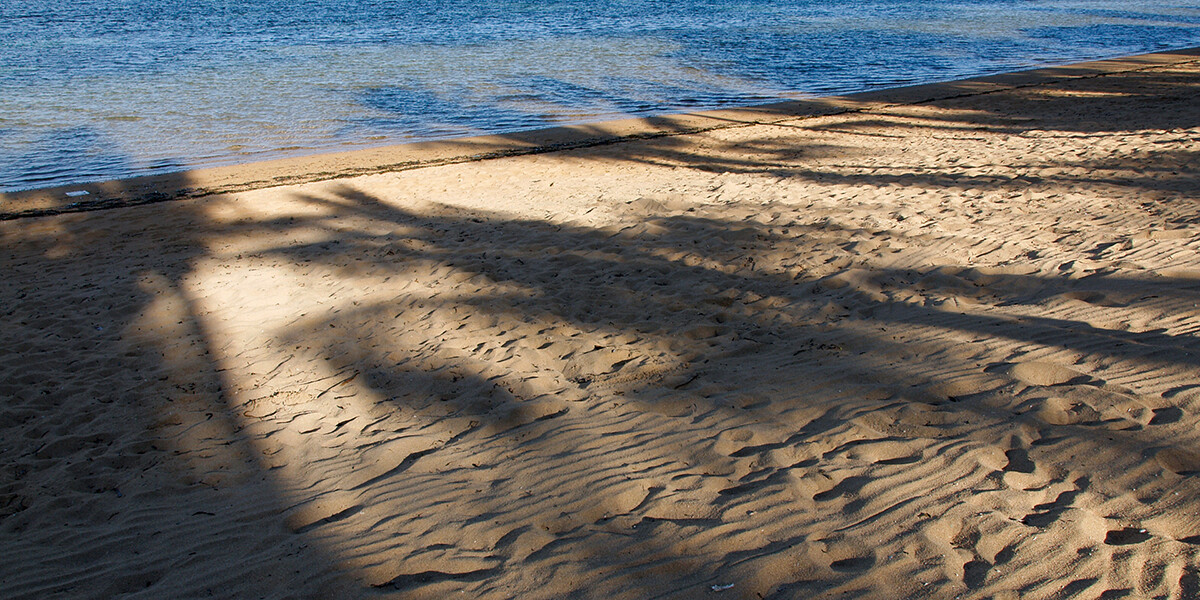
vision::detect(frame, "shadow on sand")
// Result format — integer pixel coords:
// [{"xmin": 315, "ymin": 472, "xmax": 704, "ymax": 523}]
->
[{"xmin": 2, "ymin": 52, "xmax": 1200, "ymax": 599}]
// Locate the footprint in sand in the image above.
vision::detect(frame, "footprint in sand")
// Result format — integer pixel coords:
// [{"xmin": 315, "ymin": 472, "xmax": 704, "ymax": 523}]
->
[
  {"xmin": 1018, "ymin": 477, "xmax": 1091, "ymax": 529},
  {"xmin": 1155, "ymin": 448, "xmax": 1200, "ymax": 475},
  {"xmin": 1149, "ymin": 406, "xmax": 1183, "ymax": 425},
  {"xmin": 1000, "ymin": 361, "xmax": 1093, "ymax": 387},
  {"xmin": 1003, "ymin": 448, "xmax": 1035, "ymax": 474},
  {"xmin": 1103, "ymin": 527, "xmax": 1152, "ymax": 546},
  {"xmin": 830, "ymin": 555, "xmax": 875, "ymax": 572},
  {"xmin": 1034, "ymin": 396, "xmax": 1102, "ymax": 426},
  {"xmin": 1058, "ymin": 290, "xmax": 1130, "ymax": 308},
  {"xmin": 812, "ymin": 475, "xmax": 871, "ymax": 503},
  {"xmin": 924, "ymin": 514, "xmax": 995, "ymax": 588},
  {"xmin": 963, "ymin": 559, "xmax": 993, "ymax": 589},
  {"xmin": 818, "ymin": 538, "xmax": 876, "ymax": 574}
]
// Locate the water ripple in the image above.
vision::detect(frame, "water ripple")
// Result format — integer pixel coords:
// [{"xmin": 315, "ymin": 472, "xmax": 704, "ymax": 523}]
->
[{"xmin": 1, "ymin": 0, "xmax": 1198, "ymax": 191}]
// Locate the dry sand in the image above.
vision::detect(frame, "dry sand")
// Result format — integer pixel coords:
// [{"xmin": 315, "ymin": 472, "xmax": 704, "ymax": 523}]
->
[{"xmin": 3, "ymin": 49, "xmax": 1200, "ymax": 599}]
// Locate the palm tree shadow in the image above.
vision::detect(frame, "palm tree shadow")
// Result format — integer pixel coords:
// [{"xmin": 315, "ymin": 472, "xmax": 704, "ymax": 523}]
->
[
  {"xmin": 252, "ymin": 181, "xmax": 1200, "ymax": 597},
  {"xmin": 529, "ymin": 52, "xmax": 1200, "ymax": 206},
  {"xmin": 0, "ymin": 169, "xmax": 358, "ymax": 597}
]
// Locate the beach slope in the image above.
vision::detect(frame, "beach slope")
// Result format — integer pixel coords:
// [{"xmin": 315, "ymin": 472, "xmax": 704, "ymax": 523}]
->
[{"xmin": 3, "ymin": 49, "xmax": 1200, "ymax": 599}]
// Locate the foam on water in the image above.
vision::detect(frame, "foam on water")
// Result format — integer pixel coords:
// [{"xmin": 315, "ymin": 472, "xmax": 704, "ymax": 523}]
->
[{"xmin": 2, "ymin": 0, "xmax": 1199, "ymax": 191}]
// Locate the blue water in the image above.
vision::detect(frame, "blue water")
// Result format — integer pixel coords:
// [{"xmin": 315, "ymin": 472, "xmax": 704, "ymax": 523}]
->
[{"xmin": 2, "ymin": 0, "xmax": 1199, "ymax": 192}]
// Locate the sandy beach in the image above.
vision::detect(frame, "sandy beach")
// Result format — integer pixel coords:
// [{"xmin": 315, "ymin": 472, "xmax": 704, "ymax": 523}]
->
[{"xmin": 3, "ymin": 48, "xmax": 1200, "ymax": 599}]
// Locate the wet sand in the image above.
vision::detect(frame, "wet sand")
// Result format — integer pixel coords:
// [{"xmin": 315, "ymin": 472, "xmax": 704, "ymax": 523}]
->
[{"xmin": 3, "ymin": 48, "xmax": 1200, "ymax": 599}]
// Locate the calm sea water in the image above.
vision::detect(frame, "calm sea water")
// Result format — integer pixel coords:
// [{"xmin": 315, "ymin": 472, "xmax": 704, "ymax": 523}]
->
[{"xmin": 2, "ymin": 0, "xmax": 1199, "ymax": 192}]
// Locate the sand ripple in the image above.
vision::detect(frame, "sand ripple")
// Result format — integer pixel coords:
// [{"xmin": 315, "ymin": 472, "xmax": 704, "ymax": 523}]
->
[{"xmin": 3, "ymin": 51, "xmax": 1200, "ymax": 599}]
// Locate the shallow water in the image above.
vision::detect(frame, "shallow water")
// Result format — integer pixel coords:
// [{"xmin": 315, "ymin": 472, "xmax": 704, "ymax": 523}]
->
[{"xmin": 2, "ymin": 0, "xmax": 1199, "ymax": 191}]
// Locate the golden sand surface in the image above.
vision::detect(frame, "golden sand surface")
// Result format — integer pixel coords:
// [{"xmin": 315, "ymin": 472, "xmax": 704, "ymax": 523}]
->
[{"xmin": 3, "ymin": 49, "xmax": 1200, "ymax": 599}]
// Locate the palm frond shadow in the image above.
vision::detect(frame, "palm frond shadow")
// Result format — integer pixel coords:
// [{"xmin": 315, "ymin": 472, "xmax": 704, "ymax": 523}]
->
[{"xmin": 243, "ymin": 182, "xmax": 1200, "ymax": 597}]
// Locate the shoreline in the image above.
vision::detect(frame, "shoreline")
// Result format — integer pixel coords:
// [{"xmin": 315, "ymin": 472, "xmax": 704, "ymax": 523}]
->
[{"xmin": 3, "ymin": 46, "xmax": 1198, "ymax": 220}]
